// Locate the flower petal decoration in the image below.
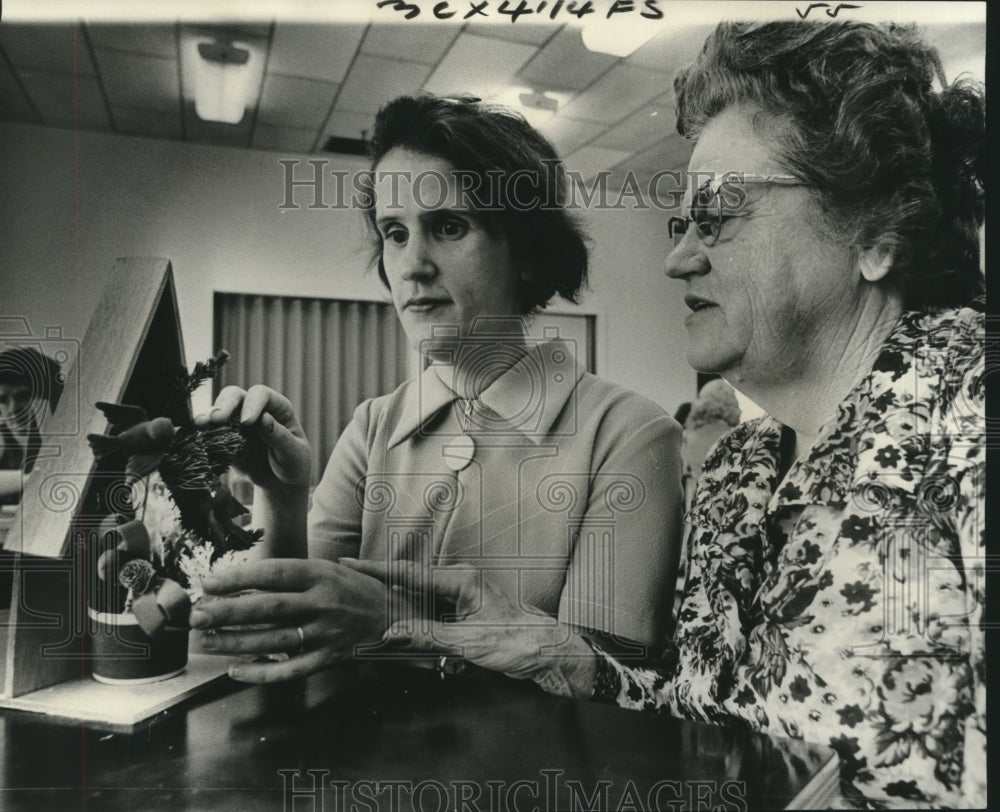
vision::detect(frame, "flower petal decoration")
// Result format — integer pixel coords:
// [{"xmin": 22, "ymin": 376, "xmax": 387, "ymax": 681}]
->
[
  {"xmin": 111, "ymin": 519, "xmax": 152, "ymax": 558},
  {"xmin": 154, "ymin": 578, "xmax": 192, "ymax": 625},
  {"xmin": 130, "ymin": 578, "xmax": 192, "ymax": 636},
  {"xmin": 131, "ymin": 590, "xmax": 168, "ymax": 637},
  {"xmin": 98, "ymin": 513, "xmax": 127, "ymax": 545}
]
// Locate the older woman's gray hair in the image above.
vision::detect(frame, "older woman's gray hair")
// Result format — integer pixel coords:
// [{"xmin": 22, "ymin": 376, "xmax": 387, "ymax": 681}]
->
[{"xmin": 674, "ymin": 21, "xmax": 985, "ymax": 311}]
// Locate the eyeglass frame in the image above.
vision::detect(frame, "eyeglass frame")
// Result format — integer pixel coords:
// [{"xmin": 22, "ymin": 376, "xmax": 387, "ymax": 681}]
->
[{"xmin": 667, "ymin": 173, "xmax": 811, "ymax": 248}]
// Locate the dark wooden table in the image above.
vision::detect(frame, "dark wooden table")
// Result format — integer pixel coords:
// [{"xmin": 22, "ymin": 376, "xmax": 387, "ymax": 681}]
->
[{"xmin": 0, "ymin": 664, "xmax": 837, "ymax": 811}]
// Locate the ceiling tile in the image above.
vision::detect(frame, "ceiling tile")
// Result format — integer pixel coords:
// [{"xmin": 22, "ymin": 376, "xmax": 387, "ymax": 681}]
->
[
  {"xmin": 559, "ymin": 63, "xmax": 670, "ymax": 124},
  {"xmin": 267, "ymin": 22, "xmax": 366, "ymax": 82},
  {"xmin": 361, "ymin": 24, "xmax": 458, "ymax": 65},
  {"xmin": 662, "ymin": 138, "xmax": 694, "ymax": 173},
  {"xmin": 627, "ymin": 24, "xmax": 716, "ymax": 75},
  {"xmin": 85, "ymin": 24, "xmax": 178, "ymax": 58},
  {"xmin": 112, "ymin": 107, "xmax": 182, "ymax": 139},
  {"xmin": 472, "ymin": 22, "xmax": 556, "ymax": 46},
  {"xmin": 516, "ymin": 26, "xmax": 615, "ymax": 93},
  {"xmin": 257, "ymin": 74, "xmax": 339, "ymax": 130},
  {"xmin": 597, "ymin": 167, "xmax": 643, "ymax": 195},
  {"xmin": 564, "ymin": 145, "xmax": 631, "ymax": 181},
  {"xmin": 252, "ymin": 124, "xmax": 317, "ymax": 154},
  {"xmin": 18, "ymin": 71, "xmax": 110, "ymax": 130},
  {"xmin": 423, "ymin": 33, "xmax": 536, "ymax": 99},
  {"xmin": 628, "ymin": 134, "xmax": 692, "ymax": 174},
  {"xmin": 95, "ymin": 51, "xmax": 179, "ymax": 112},
  {"xmin": 334, "ymin": 54, "xmax": 432, "ymax": 115},
  {"xmin": 0, "ymin": 23, "xmax": 96, "ymax": 76},
  {"xmin": 183, "ymin": 100, "xmax": 252, "ymax": 147},
  {"xmin": 0, "ymin": 58, "xmax": 39, "ymax": 124},
  {"xmin": 322, "ymin": 109, "xmax": 374, "ymax": 143},
  {"xmin": 2, "ymin": 17, "xmax": 982, "ymax": 176},
  {"xmin": 651, "ymin": 89, "xmax": 675, "ymax": 109},
  {"xmin": 589, "ymin": 105, "xmax": 672, "ymax": 153},
  {"xmin": 538, "ymin": 116, "xmax": 605, "ymax": 158},
  {"xmin": 600, "ymin": 165, "xmax": 684, "ymax": 210}
]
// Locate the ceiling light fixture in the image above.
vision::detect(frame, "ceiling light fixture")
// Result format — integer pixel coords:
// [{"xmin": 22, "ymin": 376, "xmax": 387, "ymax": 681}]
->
[
  {"xmin": 580, "ymin": 20, "xmax": 659, "ymax": 58},
  {"xmin": 517, "ymin": 90, "xmax": 560, "ymax": 127},
  {"xmin": 181, "ymin": 36, "xmax": 265, "ymax": 124}
]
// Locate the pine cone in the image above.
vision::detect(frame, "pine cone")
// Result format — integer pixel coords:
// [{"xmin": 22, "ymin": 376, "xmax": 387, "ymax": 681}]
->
[{"xmin": 119, "ymin": 558, "xmax": 156, "ymax": 594}]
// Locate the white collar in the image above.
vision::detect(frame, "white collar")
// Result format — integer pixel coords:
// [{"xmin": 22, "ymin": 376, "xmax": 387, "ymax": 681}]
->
[{"xmin": 386, "ymin": 339, "xmax": 585, "ymax": 448}]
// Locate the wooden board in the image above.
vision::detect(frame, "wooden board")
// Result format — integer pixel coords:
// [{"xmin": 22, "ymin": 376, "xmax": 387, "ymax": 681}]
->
[{"xmin": 0, "ymin": 654, "xmax": 230, "ymax": 730}]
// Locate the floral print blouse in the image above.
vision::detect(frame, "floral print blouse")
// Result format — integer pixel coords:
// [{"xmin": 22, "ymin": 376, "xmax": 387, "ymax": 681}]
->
[{"xmin": 592, "ymin": 308, "xmax": 985, "ymax": 809}]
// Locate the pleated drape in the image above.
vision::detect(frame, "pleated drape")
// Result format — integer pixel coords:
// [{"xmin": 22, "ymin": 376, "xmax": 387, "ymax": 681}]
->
[{"xmin": 213, "ymin": 293, "xmax": 410, "ymax": 485}]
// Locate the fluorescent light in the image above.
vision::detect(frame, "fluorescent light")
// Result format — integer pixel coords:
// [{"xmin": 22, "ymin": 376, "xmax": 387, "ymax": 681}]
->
[
  {"xmin": 180, "ymin": 36, "xmax": 265, "ymax": 124},
  {"xmin": 580, "ymin": 21, "xmax": 659, "ymax": 58}
]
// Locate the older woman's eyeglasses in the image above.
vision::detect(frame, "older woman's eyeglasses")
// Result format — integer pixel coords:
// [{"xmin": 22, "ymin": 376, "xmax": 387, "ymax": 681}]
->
[{"xmin": 667, "ymin": 174, "xmax": 809, "ymax": 247}]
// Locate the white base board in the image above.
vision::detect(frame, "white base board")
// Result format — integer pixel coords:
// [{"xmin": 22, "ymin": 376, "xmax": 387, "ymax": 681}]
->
[{"xmin": 0, "ymin": 654, "xmax": 231, "ymax": 729}]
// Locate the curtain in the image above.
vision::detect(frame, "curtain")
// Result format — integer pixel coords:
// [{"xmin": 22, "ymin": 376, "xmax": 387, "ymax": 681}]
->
[{"xmin": 213, "ymin": 293, "xmax": 410, "ymax": 485}]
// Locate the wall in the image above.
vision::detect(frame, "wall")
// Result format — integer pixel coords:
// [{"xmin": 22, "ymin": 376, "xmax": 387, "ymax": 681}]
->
[{"xmin": 0, "ymin": 121, "xmax": 695, "ymax": 416}]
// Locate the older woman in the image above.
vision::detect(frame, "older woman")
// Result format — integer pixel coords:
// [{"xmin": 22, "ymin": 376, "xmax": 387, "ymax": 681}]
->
[
  {"xmin": 348, "ymin": 22, "xmax": 986, "ymax": 808},
  {"xmin": 190, "ymin": 95, "xmax": 682, "ymax": 680}
]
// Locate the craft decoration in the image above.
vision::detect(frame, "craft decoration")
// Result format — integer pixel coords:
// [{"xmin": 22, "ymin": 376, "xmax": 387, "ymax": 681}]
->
[{"xmin": 87, "ymin": 350, "xmax": 263, "ymax": 639}]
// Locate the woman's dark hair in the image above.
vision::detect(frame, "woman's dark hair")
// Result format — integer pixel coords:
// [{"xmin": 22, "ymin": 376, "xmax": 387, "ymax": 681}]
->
[
  {"xmin": 0, "ymin": 347, "xmax": 63, "ymax": 411},
  {"xmin": 362, "ymin": 94, "xmax": 589, "ymax": 314},
  {"xmin": 674, "ymin": 21, "xmax": 985, "ymax": 310}
]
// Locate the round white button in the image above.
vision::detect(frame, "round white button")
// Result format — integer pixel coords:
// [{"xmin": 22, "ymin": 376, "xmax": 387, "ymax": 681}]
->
[{"xmin": 443, "ymin": 435, "xmax": 475, "ymax": 471}]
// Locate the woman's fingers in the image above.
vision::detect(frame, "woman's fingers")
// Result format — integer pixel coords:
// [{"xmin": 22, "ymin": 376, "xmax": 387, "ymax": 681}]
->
[
  {"xmin": 190, "ymin": 589, "xmax": 308, "ymax": 628},
  {"xmin": 338, "ymin": 557, "xmax": 386, "ymax": 579},
  {"xmin": 384, "ymin": 620, "xmax": 463, "ymax": 656},
  {"xmin": 201, "ymin": 558, "xmax": 318, "ymax": 595},
  {"xmin": 255, "ymin": 412, "xmax": 311, "ymax": 486},
  {"xmin": 341, "ymin": 558, "xmax": 478, "ymax": 604},
  {"xmin": 240, "ymin": 385, "xmax": 304, "ymax": 436},
  {"xmin": 197, "ymin": 623, "xmax": 308, "ymax": 655},
  {"xmin": 193, "ymin": 384, "xmax": 311, "ymax": 489},
  {"xmin": 193, "ymin": 385, "xmax": 247, "ymax": 427},
  {"xmin": 237, "ymin": 386, "xmax": 311, "ymax": 488},
  {"xmin": 192, "ymin": 559, "xmax": 330, "ymax": 627}
]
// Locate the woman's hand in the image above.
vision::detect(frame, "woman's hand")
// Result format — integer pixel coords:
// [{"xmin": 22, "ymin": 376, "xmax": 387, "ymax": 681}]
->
[
  {"xmin": 190, "ymin": 558, "xmax": 392, "ymax": 682},
  {"xmin": 342, "ymin": 559, "xmax": 597, "ymax": 695},
  {"xmin": 194, "ymin": 385, "xmax": 311, "ymax": 491}
]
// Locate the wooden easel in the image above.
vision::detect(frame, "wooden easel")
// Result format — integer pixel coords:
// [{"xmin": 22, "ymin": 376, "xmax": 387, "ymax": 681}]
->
[{"xmin": 0, "ymin": 258, "xmax": 228, "ymax": 726}]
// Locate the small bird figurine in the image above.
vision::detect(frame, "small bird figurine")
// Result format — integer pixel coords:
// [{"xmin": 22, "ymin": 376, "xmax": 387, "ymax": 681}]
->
[{"xmin": 87, "ymin": 403, "xmax": 176, "ymax": 479}]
